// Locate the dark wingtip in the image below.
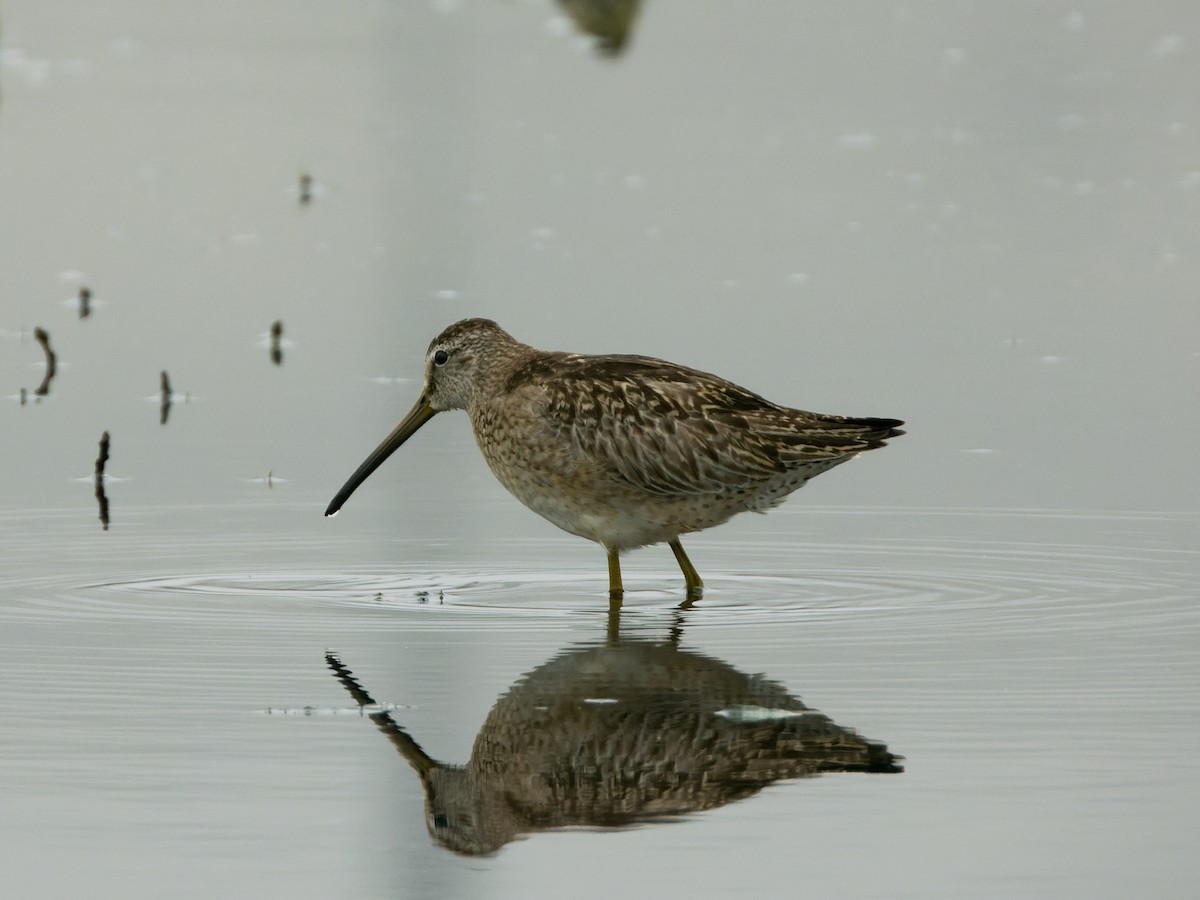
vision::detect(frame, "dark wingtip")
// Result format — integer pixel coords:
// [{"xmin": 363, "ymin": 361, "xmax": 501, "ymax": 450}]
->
[
  {"xmin": 855, "ymin": 417, "xmax": 905, "ymax": 449},
  {"xmin": 866, "ymin": 743, "xmax": 905, "ymax": 774}
]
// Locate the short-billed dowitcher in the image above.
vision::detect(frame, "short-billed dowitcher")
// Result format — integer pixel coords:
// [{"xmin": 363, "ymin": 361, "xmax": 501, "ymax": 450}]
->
[{"xmin": 325, "ymin": 318, "xmax": 903, "ymax": 599}]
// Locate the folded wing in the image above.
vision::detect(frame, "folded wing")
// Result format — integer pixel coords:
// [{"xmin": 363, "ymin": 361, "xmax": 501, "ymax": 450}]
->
[{"xmin": 539, "ymin": 354, "xmax": 903, "ymax": 497}]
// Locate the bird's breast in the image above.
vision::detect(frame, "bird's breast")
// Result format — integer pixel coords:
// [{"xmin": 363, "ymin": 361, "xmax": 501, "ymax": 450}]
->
[{"xmin": 467, "ymin": 404, "xmax": 747, "ymax": 552}]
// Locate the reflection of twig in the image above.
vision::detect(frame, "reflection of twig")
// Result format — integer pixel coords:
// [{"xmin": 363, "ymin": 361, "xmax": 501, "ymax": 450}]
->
[
  {"xmin": 34, "ymin": 327, "xmax": 56, "ymax": 397},
  {"xmin": 270, "ymin": 320, "xmax": 283, "ymax": 365},
  {"xmin": 95, "ymin": 431, "xmax": 110, "ymax": 531},
  {"xmin": 79, "ymin": 287, "xmax": 92, "ymax": 319},
  {"xmin": 160, "ymin": 370, "xmax": 172, "ymax": 425},
  {"xmin": 298, "ymin": 173, "xmax": 312, "ymax": 205}
]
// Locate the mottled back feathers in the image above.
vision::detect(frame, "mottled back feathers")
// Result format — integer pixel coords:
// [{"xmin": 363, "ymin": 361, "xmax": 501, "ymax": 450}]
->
[{"xmin": 509, "ymin": 351, "xmax": 903, "ymax": 498}]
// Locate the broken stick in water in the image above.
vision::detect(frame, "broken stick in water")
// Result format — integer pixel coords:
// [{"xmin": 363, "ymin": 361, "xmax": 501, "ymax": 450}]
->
[
  {"xmin": 34, "ymin": 327, "xmax": 57, "ymax": 397},
  {"xmin": 160, "ymin": 370, "xmax": 172, "ymax": 425},
  {"xmin": 95, "ymin": 431, "xmax": 111, "ymax": 530},
  {"xmin": 270, "ymin": 320, "xmax": 283, "ymax": 365}
]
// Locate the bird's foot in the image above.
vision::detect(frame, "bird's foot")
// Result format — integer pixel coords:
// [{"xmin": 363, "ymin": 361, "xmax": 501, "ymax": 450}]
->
[{"xmin": 677, "ymin": 585, "xmax": 703, "ymax": 610}]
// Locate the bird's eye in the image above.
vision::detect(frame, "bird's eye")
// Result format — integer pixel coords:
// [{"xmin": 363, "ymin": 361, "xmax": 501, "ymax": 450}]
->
[{"xmin": 433, "ymin": 349, "xmax": 449, "ymax": 366}]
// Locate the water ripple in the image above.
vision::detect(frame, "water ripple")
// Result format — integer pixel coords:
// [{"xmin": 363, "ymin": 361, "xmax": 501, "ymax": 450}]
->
[{"xmin": 0, "ymin": 509, "xmax": 1192, "ymax": 642}]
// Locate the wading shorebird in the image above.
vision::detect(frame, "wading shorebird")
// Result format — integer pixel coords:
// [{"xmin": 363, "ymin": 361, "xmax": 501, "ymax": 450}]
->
[{"xmin": 325, "ymin": 318, "xmax": 903, "ymax": 601}]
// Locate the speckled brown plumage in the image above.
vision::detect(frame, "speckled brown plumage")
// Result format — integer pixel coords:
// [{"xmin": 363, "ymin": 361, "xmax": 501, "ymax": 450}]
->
[{"xmin": 326, "ymin": 318, "xmax": 904, "ymax": 598}]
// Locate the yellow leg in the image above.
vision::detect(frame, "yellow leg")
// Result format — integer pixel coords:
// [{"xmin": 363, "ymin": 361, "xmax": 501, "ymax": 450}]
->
[
  {"xmin": 607, "ymin": 548, "xmax": 624, "ymax": 601},
  {"xmin": 669, "ymin": 539, "xmax": 704, "ymax": 598}
]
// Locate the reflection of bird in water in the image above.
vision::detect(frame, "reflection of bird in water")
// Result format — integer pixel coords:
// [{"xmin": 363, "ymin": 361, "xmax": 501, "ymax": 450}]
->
[
  {"xmin": 325, "ymin": 319, "xmax": 903, "ymax": 602},
  {"xmin": 556, "ymin": 0, "xmax": 644, "ymax": 55},
  {"xmin": 327, "ymin": 635, "xmax": 901, "ymax": 856}
]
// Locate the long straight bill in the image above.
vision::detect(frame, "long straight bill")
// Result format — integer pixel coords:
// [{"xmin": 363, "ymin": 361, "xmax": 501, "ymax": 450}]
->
[{"xmin": 324, "ymin": 394, "xmax": 438, "ymax": 516}]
